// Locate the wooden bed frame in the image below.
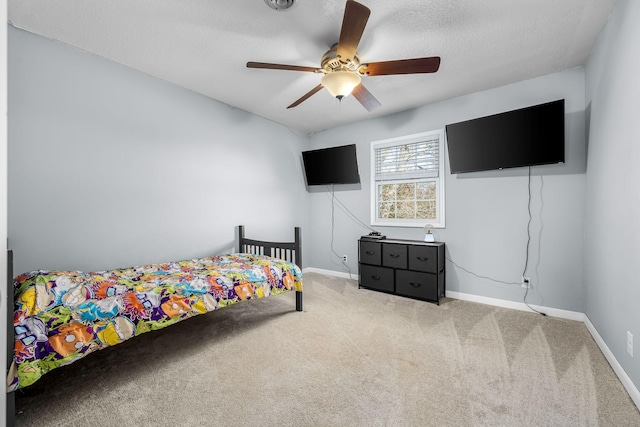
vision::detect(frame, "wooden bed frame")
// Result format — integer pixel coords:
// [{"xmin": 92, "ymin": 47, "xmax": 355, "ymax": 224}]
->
[
  {"xmin": 5, "ymin": 225, "xmax": 302, "ymax": 427},
  {"xmin": 238, "ymin": 225, "xmax": 302, "ymax": 312}
]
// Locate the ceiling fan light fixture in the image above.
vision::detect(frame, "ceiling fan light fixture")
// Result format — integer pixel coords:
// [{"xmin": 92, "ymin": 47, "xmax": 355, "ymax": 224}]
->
[
  {"xmin": 248, "ymin": 0, "xmax": 440, "ymax": 110},
  {"xmin": 264, "ymin": 0, "xmax": 295, "ymax": 10},
  {"xmin": 321, "ymin": 71, "xmax": 361, "ymax": 100}
]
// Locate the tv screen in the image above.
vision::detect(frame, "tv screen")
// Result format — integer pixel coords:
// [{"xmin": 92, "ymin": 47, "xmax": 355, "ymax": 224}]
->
[
  {"xmin": 302, "ymin": 144, "xmax": 361, "ymax": 186},
  {"xmin": 445, "ymin": 99, "xmax": 565, "ymax": 174}
]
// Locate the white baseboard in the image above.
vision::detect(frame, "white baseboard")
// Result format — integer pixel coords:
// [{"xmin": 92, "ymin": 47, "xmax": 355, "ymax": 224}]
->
[
  {"xmin": 302, "ymin": 267, "xmax": 356, "ymax": 280},
  {"xmin": 303, "ymin": 268, "xmax": 640, "ymax": 410},
  {"xmin": 583, "ymin": 316, "xmax": 640, "ymax": 409},
  {"xmin": 445, "ymin": 290, "xmax": 585, "ymax": 321}
]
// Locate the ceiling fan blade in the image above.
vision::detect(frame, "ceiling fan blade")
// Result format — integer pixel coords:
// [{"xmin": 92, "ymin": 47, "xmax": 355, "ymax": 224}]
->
[
  {"xmin": 337, "ymin": 0, "xmax": 371, "ymax": 62},
  {"xmin": 287, "ymin": 84, "xmax": 324, "ymax": 109},
  {"xmin": 351, "ymin": 83, "xmax": 381, "ymax": 112},
  {"xmin": 360, "ymin": 57, "xmax": 441, "ymax": 76},
  {"xmin": 247, "ymin": 62, "xmax": 322, "ymax": 73}
]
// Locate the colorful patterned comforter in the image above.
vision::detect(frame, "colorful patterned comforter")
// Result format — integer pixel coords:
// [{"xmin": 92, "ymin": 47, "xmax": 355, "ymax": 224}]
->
[{"xmin": 7, "ymin": 254, "xmax": 302, "ymax": 391}]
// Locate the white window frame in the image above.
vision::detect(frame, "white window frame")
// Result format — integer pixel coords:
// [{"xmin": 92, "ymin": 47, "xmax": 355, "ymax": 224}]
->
[{"xmin": 370, "ymin": 129, "xmax": 446, "ymax": 228}]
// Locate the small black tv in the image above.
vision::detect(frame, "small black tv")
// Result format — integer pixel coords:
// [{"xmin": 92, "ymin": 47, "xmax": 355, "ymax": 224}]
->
[
  {"xmin": 446, "ymin": 99, "xmax": 565, "ymax": 174},
  {"xmin": 302, "ymin": 144, "xmax": 361, "ymax": 186}
]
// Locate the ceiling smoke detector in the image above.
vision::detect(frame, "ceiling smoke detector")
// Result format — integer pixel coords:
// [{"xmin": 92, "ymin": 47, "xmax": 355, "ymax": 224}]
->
[{"xmin": 264, "ymin": 0, "xmax": 295, "ymax": 10}]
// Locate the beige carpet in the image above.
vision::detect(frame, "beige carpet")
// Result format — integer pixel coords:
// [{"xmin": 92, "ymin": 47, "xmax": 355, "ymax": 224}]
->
[{"xmin": 14, "ymin": 273, "xmax": 640, "ymax": 426}]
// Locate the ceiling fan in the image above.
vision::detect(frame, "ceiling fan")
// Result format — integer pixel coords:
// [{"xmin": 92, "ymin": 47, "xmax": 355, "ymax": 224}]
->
[{"xmin": 246, "ymin": 0, "xmax": 441, "ymax": 111}]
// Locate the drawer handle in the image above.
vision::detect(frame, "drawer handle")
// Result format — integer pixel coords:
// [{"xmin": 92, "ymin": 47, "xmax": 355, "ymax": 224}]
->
[
  {"xmin": 389, "ymin": 254, "xmax": 400, "ymax": 258},
  {"xmin": 409, "ymin": 282, "xmax": 422, "ymax": 288},
  {"xmin": 371, "ymin": 275, "xmax": 381, "ymax": 280},
  {"xmin": 416, "ymin": 257, "xmax": 429, "ymax": 261},
  {"xmin": 365, "ymin": 251, "xmax": 375, "ymax": 255}
]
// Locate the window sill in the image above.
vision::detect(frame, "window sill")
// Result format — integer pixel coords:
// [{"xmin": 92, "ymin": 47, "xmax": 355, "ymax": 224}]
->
[{"xmin": 371, "ymin": 220, "xmax": 445, "ymax": 229}]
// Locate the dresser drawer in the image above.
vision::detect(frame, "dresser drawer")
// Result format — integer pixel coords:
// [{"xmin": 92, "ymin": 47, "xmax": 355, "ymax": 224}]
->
[
  {"xmin": 360, "ymin": 265, "xmax": 394, "ymax": 293},
  {"xmin": 396, "ymin": 270, "xmax": 438, "ymax": 301},
  {"xmin": 382, "ymin": 243, "xmax": 407, "ymax": 269},
  {"xmin": 408, "ymin": 245, "xmax": 438, "ymax": 273},
  {"xmin": 360, "ymin": 241, "xmax": 382, "ymax": 265}
]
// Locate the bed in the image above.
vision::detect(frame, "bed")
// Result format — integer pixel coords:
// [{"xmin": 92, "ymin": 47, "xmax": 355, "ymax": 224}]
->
[{"xmin": 5, "ymin": 225, "xmax": 302, "ymax": 426}]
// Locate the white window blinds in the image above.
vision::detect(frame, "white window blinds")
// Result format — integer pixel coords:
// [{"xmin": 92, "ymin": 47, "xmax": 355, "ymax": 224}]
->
[{"xmin": 374, "ymin": 134, "xmax": 440, "ymax": 181}]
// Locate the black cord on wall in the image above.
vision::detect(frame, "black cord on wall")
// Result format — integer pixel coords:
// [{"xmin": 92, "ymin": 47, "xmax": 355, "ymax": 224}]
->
[{"xmin": 522, "ymin": 167, "xmax": 546, "ymax": 316}]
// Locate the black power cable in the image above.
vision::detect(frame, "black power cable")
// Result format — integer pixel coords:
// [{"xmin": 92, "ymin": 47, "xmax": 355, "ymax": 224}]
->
[{"xmin": 523, "ymin": 167, "xmax": 546, "ymax": 316}]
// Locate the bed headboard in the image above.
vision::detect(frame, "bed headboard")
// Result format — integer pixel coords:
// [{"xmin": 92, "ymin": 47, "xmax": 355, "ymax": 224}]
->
[{"xmin": 238, "ymin": 225, "xmax": 301, "ymax": 268}]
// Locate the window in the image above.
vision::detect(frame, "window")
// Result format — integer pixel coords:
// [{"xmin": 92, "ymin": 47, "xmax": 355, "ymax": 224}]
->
[{"xmin": 370, "ymin": 130, "xmax": 445, "ymax": 228}]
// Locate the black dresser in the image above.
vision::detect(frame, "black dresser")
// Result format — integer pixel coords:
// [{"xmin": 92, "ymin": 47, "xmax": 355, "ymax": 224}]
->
[{"xmin": 358, "ymin": 237, "xmax": 445, "ymax": 305}]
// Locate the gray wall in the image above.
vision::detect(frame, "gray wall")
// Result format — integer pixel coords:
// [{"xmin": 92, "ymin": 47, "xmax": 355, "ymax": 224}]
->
[
  {"xmin": 8, "ymin": 27, "xmax": 310, "ymax": 274},
  {"xmin": 306, "ymin": 68, "xmax": 587, "ymax": 312},
  {"xmin": 584, "ymin": 0, "xmax": 640, "ymax": 392}
]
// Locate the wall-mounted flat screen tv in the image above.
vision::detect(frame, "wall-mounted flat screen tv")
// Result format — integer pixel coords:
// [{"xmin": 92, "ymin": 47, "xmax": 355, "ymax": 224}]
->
[
  {"xmin": 302, "ymin": 144, "xmax": 361, "ymax": 185},
  {"xmin": 445, "ymin": 99, "xmax": 565, "ymax": 174}
]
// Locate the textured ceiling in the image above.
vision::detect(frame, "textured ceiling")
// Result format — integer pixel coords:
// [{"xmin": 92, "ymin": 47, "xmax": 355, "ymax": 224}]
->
[{"xmin": 8, "ymin": 0, "xmax": 615, "ymax": 134}]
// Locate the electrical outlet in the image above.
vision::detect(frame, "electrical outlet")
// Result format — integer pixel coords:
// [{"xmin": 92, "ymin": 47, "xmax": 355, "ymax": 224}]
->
[
  {"xmin": 342, "ymin": 255, "xmax": 348, "ymax": 263},
  {"xmin": 521, "ymin": 276, "xmax": 531, "ymax": 288},
  {"xmin": 628, "ymin": 331, "xmax": 634, "ymax": 357}
]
